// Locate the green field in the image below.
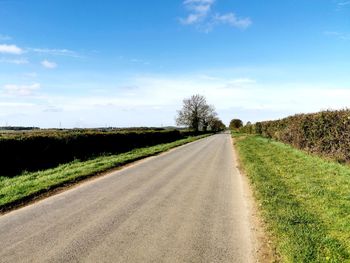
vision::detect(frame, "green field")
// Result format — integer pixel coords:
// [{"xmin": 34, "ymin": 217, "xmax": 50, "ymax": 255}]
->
[
  {"xmin": 234, "ymin": 133, "xmax": 350, "ymax": 262},
  {"xmin": 0, "ymin": 134, "xmax": 209, "ymax": 213}
]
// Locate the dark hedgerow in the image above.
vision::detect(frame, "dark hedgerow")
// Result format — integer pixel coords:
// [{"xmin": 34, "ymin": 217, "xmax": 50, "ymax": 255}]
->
[
  {"xmin": 0, "ymin": 129, "xmax": 205, "ymax": 177},
  {"xmin": 240, "ymin": 109, "xmax": 350, "ymax": 163}
]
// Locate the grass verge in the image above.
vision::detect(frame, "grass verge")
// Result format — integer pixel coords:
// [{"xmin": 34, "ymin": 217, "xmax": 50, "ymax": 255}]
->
[
  {"xmin": 233, "ymin": 133, "xmax": 350, "ymax": 262},
  {"xmin": 0, "ymin": 134, "xmax": 209, "ymax": 213}
]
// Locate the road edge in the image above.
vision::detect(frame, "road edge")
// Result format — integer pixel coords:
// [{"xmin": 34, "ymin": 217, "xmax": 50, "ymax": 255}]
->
[{"xmin": 231, "ymin": 135, "xmax": 277, "ymax": 263}]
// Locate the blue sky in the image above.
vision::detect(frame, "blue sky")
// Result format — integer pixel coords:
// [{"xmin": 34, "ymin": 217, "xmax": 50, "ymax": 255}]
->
[{"xmin": 0, "ymin": 0, "xmax": 349, "ymax": 128}]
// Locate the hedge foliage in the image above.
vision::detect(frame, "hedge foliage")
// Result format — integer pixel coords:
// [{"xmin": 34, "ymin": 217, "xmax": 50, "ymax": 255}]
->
[
  {"xmin": 0, "ymin": 129, "xmax": 202, "ymax": 177},
  {"xmin": 241, "ymin": 110, "xmax": 350, "ymax": 162}
]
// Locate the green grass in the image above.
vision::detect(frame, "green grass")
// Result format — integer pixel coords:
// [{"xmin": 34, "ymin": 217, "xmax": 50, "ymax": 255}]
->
[
  {"xmin": 0, "ymin": 135, "xmax": 209, "ymax": 212},
  {"xmin": 234, "ymin": 133, "xmax": 350, "ymax": 263}
]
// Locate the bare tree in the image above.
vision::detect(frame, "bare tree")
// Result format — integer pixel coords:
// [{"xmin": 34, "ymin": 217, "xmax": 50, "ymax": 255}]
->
[{"xmin": 176, "ymin": 94, "xmax": 217, "ymax": 132}]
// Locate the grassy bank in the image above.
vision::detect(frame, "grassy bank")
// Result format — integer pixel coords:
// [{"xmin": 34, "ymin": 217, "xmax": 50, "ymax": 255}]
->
[
  {"xmin": 0, "ymin": 134, "xmax": 209, "ymax": 213},
  {"xmin": 234, "ymin": 133, "xmax": 350, "ymax": 262}
]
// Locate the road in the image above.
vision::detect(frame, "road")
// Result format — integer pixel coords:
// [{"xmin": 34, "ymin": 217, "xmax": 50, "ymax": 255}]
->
[{"xmin": 0, "ymin": 134, "xmax": 255, "ymax": 263}]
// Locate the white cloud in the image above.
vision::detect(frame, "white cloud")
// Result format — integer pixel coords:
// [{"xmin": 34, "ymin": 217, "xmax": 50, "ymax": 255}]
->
[
  {"xmin": 180, "ymin": 0, "xmax": 215, "ymax": 25},
  {"xmin": 213, "ymin": 13, "xmax": 252, "ymax": 30},
  {"xmin": 227, "ymin": 78, "xmax": 256, "ymax": 85},
  {"xmin": 3, "ymin": 83, "xmax": 40, "ymax": 96},
  {"xmin": 179, "ymin": 0, "xmax": 252, "ymax": 32},
  {"xmin": 0, "ymin": 44, "xmax": 23, "ymax": 54},
  {"xmin": 47, "ymin": 75, "xmax": 336, "ymax": 114},
  {"xmin": 27, "ymin": 74, "xmax": 350, "ymax": 127},
  {"xmin": 180, "ymin": 14, "xmax": 205, "ymax": 25},
  {"xmin": 129, "ymin": 75, "xmax": 349, "ymax": 118},
  {"xmin": 41, "ymin": 60, "xmax": 57, "ymax": 69},
  {"xmin": 1, "ymin": 72, "xmax": 349, "ymax": 128}
]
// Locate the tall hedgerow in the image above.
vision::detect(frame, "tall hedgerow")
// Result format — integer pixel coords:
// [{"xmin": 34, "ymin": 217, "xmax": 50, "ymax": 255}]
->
[
  {"xmin": 240, "ymin": 110, "xmax": 350, "ymax": 162},
  {"xmin": 0, "ymin": 129, "xmax": 206, "ymax": 177}
]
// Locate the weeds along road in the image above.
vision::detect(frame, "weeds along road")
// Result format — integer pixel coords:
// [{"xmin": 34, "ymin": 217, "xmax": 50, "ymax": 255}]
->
[{"xmin": 0, "ymin": 134, "xmax": 255, "ymax": 263}]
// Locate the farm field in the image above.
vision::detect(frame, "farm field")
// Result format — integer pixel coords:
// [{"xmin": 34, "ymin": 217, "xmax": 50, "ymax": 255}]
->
[{"xmin": 233, "ymin": 133, "xmax": 350, "ymax": 262}]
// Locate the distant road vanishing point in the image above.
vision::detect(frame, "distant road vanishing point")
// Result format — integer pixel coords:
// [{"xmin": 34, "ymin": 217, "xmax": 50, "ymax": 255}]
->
[{"xmin": 0, "ymin": 134, "xmax": 255, "ymax": 263}]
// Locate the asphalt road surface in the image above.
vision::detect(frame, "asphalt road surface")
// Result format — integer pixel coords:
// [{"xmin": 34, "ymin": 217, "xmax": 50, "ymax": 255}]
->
[{"xmin": 0, "ymin": 134, "xmax": 255, "ymax": 263}]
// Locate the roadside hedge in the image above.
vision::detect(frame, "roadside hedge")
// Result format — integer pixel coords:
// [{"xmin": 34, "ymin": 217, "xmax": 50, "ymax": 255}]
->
[
  {"xmin": 0, "ymin": 130, "xmax": 204, "ymax": 177},
  {"xmin": 241, "ymin": 110, "xmax": 350, "ymax": 162}
]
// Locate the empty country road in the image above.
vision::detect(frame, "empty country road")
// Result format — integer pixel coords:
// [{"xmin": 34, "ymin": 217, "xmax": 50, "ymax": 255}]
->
[{"xmin": 0, "ymin": 134, "xmax": 256, "ymax": 263}]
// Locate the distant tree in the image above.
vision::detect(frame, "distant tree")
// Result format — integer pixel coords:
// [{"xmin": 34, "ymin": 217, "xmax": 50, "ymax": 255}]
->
[
  {"xmin": 176, "ymin": 94, "xmax": 217, "ymax": 132},
  {"xmin": 209, "ymin": 118, "xmax": 226, "ymax": 132},
  {"xmin": 202, "ymin": 106, "xmax": 218, "ymax": 131},
  {"xmin": 240, "ymin": 121, "xmax": 254, "ymax": 134},
  {"xmin": 229, "ymin": 119, "xmax": 243, "ymax": 130},
  {"xmin": 0, "ymin": 126, "xmax": 40, "ymax": 131}
]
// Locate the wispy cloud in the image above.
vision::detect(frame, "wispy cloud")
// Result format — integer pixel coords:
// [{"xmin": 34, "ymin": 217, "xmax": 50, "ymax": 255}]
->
[
  {"xmin": 212, "ymin": 13, "xmax": 252, "ymax": 30},
  {"xmin": 43, "ymin": 105, "xmax": 63, "ymax": 113},
  {"xmin": 179, "ymin": 0, "xmax": 252, "ymax": 32},
  {"xmin": 41, "ymin": 59, "xmax": 57, "ymax": 69},
  {"xmin": 0, "ymin": 73, "xmax": 349, "ymax": 128},
  {"xmin": 0, "ymin": 44, "xmax": 23, "ymax": 54},
  {"xmin": 324, "ymin": 31, "xmax": 350, "ymax": 40},
  {"xmin": 3, "ymin": 83, "xmax": 40, "ymax": 96},
  {"xmin": 0, "ymin": 34, "xmax": 11, "ymax": 41},
  {"xmin": 30, "ymin": 48, "xmax": 80, "ymax": 58},
  {"xmin": 335, "ymin": 0, "xmax": 350, "ymax": 10},
  {"xmin": 130, "ymin": 58, "xmax": 151, "ymax": 65},
  {"xmin": 180, "ymin": 0, "xmax": 215, "ymax": 25},
  {"xmin": 23, "ymin": 72, "xmax": 38, "ymax": 78},
  {"xmin": 0, "ymin": 44, "xmax": 79, "ymax": 65},
  {"xmin": 337, "ymin": 1, "xmax": 350, "ymax": 6},
  {"xmin": 0, "ymin": 57, "xmax": 29, "ymax": 64},
  {"xmin": 227, "ymin": 78, "xmax": 256, "ymax": 85}
]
